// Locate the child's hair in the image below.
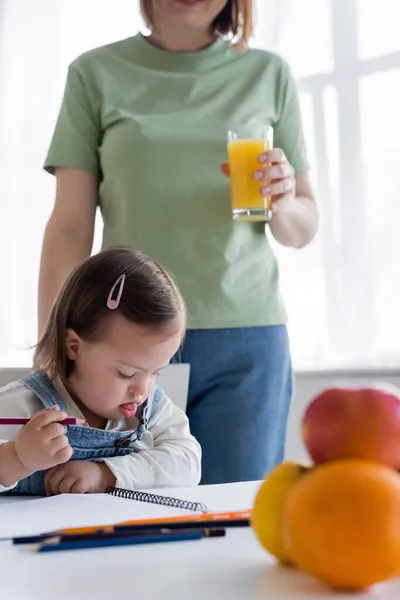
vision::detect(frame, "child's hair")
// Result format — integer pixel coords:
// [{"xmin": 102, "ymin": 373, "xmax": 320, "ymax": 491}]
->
[{"xmin": 36, "ymin": 247, "xmax": 186, "ymax": 380}]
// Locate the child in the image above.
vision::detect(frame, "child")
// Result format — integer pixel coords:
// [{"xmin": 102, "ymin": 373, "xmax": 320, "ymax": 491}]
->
[{"xmin": 0, "ymin": 247, "xmax": 201, "ymax": 495}]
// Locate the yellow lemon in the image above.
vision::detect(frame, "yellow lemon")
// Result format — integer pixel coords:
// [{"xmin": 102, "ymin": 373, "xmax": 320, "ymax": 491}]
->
[{"xmin": 251, "ymin": 461, "xmax": 310, "ymax": 564}]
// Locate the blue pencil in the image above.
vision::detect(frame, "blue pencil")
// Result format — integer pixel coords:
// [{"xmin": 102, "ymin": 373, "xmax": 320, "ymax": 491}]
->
[
  {"xmin": 12, "ymin": 521, "xmax": 237, "ymax": 545},
  {"xmin": 34, "ymin": 530, "xmax": 205, "ymax": 553}
]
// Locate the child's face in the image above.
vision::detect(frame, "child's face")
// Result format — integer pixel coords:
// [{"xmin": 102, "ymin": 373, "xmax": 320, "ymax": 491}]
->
[{"xmin": 65, "ymin": 313, "xmax": 184, "ymax": 422}]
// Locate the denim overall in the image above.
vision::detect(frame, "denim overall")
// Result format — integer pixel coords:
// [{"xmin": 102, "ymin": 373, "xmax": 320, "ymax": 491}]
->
[{"xmin": 8, "ymin": 371, "xmax": 162, "ymax": 495}]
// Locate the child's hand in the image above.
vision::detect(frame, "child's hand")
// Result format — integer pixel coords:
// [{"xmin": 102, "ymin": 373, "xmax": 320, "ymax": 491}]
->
[
  {"xmin": 14, "ymin": 407, "xmax": 73, "ymax": 474},
  {"xmin": 44, "ymin": 461, "xmax": 116, "ymax": 495}
]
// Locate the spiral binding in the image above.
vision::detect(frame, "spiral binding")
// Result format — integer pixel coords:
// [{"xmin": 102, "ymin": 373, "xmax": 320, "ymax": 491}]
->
[{"xmin": 106, "ymin": 486, "xmax": 208, "ymax": 513}]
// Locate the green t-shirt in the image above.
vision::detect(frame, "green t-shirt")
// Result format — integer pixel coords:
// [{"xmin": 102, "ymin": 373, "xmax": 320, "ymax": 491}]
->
[{"xmin": 44, "ymin": 33, "xmax": 309, "ymax": 330}]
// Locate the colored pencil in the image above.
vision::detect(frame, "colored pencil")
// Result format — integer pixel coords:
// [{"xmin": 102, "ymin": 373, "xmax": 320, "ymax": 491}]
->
[
  {"xmin": 36, "ymin": 526, "xmax": 224, "ymax": 544},
  {"xmin": 0, "ymin": 417, "xmax": 80, "ymax": 426},
  {"xmin": 33, "ymin": 528, "xmax": 225, "ymax": 553},
  {"xmin": 44, "ymin": 526, "xmax": 225, "ymax": 544},
  {"xmin": 117, "ymin": 509, "xmax": 252, "ymax": 529},
  {"xmin": 12, "ymin": 510, "xmax": 250, "ymax": 545}
]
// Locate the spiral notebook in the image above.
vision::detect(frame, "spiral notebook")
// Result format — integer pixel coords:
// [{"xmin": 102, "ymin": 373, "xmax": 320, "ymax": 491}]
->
[
  {"xmin": 105, "ymin": 486, "xmax": 208, "ymax": 513},
  {"xmin": 0, "ymin": 481, "xmax": 259, "ymax": 539}
]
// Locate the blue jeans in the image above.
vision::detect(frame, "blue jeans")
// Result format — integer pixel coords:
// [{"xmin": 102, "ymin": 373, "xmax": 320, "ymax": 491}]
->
[{"xmin": 172, "ymin": 326, "xmax": 293, "ymax": 485}]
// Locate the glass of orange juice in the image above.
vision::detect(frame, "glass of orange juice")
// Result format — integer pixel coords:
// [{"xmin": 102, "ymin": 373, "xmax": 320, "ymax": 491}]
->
[{"xmin": 227, "ymin": 124, "xmax": 273, "ymax": 222}]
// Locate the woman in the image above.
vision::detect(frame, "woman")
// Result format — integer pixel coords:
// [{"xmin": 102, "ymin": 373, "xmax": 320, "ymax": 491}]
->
[{"xmin": 39, "ymin": 0, "xmax": 318, "ymax": 484}]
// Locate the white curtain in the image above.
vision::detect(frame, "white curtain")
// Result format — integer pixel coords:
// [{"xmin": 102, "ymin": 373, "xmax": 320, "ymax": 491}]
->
[{"xmin": 0, "ymin": 0, "xmax": 399, "ymax": 370}]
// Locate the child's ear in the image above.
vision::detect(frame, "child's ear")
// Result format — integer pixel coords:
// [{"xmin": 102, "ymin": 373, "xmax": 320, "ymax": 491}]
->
[{"xmin": 65, "ymin": 328, "xmax": 82, "ymax": 361}]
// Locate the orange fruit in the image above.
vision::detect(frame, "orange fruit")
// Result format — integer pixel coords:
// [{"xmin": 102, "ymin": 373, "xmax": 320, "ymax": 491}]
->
[
  {"xmin": 283, "ymin": 460, "xmax": 400, "ymax": 591},
  {"xmin": 251, "ymin": 461, "xmax": 309, "ymax": 564}
]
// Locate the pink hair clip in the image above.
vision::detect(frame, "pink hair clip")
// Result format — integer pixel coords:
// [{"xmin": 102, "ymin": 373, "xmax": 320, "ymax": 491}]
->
[{"xmin": 107, "ymin": 274, "xmax": 125, "ymax": 310}]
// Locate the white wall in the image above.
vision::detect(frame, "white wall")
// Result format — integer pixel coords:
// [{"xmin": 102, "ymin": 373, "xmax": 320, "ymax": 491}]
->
[{"xmin": 286, "ymin": 371, "xmax": 400, "ymax": 462}]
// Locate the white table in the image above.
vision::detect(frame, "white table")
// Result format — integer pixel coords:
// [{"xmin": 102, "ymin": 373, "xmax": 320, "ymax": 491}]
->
[{"xmin": 1, "ymin": 482, "xmax": 399, "ymax": 600}]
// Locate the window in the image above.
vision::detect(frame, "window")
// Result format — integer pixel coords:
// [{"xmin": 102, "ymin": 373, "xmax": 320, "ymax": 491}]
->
[{"xmin": 0, "ymin": 0, "xmax": 399, "ymax": 370}]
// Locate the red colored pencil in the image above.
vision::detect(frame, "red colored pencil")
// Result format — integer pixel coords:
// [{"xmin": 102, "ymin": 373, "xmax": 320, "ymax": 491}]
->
[{"xmin": 0, "ymin": 417, "xmax": 80, "ymax": 426}]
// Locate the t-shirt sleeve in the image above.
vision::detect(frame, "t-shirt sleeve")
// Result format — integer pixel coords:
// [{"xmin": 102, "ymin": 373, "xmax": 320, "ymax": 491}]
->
[
  {"xmin": 273, "ymin": 59, "xmax": 310, "ymax": 174},
  {"xmin": 43, "ymin": 59, "xmax": 102, "ymax": 177}
]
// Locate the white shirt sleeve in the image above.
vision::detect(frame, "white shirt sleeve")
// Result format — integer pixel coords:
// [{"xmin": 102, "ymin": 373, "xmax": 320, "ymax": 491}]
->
[
  {"xmin": 0, "ymin": 442, "xmax": 18, "ymax": 493},
  {"xmin": 0, "ymin": 382, "xmax": 40, "ymax": 493},
  {"xmin": 103, "ymin": 394, "xmax": 202, "ymax": 490}
]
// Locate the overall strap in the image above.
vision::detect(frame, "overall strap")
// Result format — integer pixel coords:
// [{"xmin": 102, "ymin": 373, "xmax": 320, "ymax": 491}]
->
[
  {"xmin": 135, "ymin": 385, "xmax": 165, "ymax": 441},
  {"xmin": 149, "ymin": 385, "xmax": 164, "ymax": 416},
  {"xmin": 21, "ymin": 372, "xmax": 68, "ymax": 412}
]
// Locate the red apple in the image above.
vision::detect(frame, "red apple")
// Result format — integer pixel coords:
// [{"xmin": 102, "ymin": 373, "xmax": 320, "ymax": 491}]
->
[{"xmin": 302, "ymin": 385, "xmax": 400, "ymax": 467}]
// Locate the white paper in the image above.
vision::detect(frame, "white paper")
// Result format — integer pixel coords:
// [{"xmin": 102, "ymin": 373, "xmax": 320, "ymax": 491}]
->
[{"xmin": 0, "ymin": 481, "xmax": 259, "ymax": 539}]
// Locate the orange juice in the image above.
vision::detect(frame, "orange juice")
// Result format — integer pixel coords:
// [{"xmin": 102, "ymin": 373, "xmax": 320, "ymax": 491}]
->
[{"xmin": 228, "ymin": 138, "xmax": 272, "ymax": 222}]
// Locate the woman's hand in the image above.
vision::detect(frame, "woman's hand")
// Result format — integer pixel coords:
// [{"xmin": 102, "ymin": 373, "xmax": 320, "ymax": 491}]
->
[
  {"xmin": 221, "ymin": 147, "xmax": 296, "ymax": 213},
  {"xmin": 221, "ymin": 149, "xmax": 317, "ymax": 247},
  {"xmin": 253, "ymin": 149, "xmax": 296, "ymax": 212},
  {"xmin": 44, "ymin": 460, "xmax": 116, "ymax": 495}
]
